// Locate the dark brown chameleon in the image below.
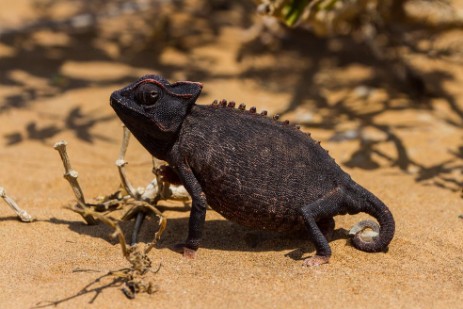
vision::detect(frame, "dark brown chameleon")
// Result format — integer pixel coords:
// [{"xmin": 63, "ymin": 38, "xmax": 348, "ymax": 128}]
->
[{"xmin": 110, "ymin": 75, "xmax": 395, "ymax": 266}]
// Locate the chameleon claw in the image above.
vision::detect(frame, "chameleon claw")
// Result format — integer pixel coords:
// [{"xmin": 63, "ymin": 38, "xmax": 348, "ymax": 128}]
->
[
  {"xmin": 302, "ymin": 255, "xmax": 330, "ymax": 267},
  {"xmin": 173, "ymin": 243, "xmax": 197, "ymax": 259}
]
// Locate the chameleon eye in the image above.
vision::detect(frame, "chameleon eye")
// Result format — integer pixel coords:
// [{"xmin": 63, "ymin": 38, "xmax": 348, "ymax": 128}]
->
[
  {"xmin": 149, "ymin": 91, "xmax": 159, "ymax": 100},
  {"xmin": 135, "ymin": 83, "xmax": 161, "ymax": 106}
]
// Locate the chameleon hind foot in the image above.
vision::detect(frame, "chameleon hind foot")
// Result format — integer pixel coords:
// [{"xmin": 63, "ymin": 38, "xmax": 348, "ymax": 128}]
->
[
  {"xmin": 172, "ymin": 243, "xmax": 197, "ymax": 259},
  {"xmin": 302, "ymin": 255, "xmax": 330, "ymax": 267}
]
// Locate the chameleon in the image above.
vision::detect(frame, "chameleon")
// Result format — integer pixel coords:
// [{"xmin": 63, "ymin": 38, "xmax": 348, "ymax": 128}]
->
[{"xmin": 110, "ymin": 74, "xmax": 395, "ymax": 266}]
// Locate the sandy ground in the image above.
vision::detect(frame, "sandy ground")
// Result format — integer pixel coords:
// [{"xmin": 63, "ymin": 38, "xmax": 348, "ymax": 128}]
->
[{"xmin": 0, "ymin": 1, "xmax": 462, "ymax": 308}]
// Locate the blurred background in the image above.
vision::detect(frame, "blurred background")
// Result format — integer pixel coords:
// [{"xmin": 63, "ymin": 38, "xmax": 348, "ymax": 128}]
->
[{"xmin": 0, "ymin": 0, "xmax": 462, "ymax": 194}]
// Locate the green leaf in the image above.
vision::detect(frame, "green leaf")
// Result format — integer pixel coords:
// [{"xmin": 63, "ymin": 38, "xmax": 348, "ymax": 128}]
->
[{"xmin": 282, "ymin": 0, "xmax": 310, "ymax": 27}]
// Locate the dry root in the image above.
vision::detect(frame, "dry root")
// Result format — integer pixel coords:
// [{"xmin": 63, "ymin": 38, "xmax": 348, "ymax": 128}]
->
[{"xmin": 69, "ymin": 205, "xmax": 163, "ymax": 299}]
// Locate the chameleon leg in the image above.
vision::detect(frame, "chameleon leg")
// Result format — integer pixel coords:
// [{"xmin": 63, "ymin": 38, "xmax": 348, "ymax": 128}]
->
[
  {"xmin": 172, "ymin": 162, "xmax": 208, "ymax": 259},
  {"xmin": 131, "ymin": 212, "xmax": 146, "ymax": 245},
  {"xmin": 317, "ymin": 217, "xmax": 335, "ymax": 241},
  {"xmin": 299, "ymin": 189, "xmax": 346, "ymax": 266}
]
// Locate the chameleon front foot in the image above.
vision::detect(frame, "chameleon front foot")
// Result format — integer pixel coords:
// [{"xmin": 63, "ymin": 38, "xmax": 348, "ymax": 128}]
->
[
  {"xmin": 130, "ymin": 211, "xmax": 146, "ymax": 245},
  {"xmin": 122, "ymin": 203, "xmax": 167, "ymax": 247},
  {"xmin": 172, "ymin": 244, "xmax": 197, "ymax": 259},
  {"xmin": 302, "ymin": 255, "xmax": 330, "ymax": 267}
]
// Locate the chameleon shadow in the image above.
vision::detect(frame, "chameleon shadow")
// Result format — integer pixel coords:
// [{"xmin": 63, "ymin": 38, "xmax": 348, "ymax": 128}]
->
[
  {"xmin": 156, "ymin": 217, "xmax": 351, "ymax": 258},
  {"xmin": 43, "ymin": 215, "xmax": 351, "ymax": 258}
]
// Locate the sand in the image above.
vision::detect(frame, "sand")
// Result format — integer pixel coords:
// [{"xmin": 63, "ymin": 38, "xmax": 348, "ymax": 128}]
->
[{"xmin": 0, "ymin": 1, "xmax": 462, "ymax": 308}]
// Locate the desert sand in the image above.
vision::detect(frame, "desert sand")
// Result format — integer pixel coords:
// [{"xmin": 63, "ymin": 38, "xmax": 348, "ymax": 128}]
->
[{"xmin": 0, "ymin": 1, "xmax": 462, "ymax": 308}]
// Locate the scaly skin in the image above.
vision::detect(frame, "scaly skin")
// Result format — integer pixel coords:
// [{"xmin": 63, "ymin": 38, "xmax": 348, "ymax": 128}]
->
[{"xmin": 110, "ymin": 75, "xmax": 395, "ymax": 266}]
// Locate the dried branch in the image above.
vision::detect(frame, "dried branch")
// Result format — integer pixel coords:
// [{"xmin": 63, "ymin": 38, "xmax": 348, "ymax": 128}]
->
[
  {"xmin": 0, "ymin": 186, "xmax": 33, "ymax": 222},
  {"xmin": 66, "ymin": 204, "xmax": 161, "ymax": 299},
  {"xmin": 68, "ymin": 205, "xmax": 129, "ymax": 257},
  {"xmin": 53, "ymin": 140, "xmax": 97, "ymax": 225},
  {"xmin": 115, "ymin": 126, "xmax": 139, "ymax": 199}
]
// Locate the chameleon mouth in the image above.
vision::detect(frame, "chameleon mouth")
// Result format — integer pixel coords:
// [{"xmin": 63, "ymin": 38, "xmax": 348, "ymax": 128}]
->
[{"xmin": 110, "ymin": 88, "xmax": 143, "ymax": 116}]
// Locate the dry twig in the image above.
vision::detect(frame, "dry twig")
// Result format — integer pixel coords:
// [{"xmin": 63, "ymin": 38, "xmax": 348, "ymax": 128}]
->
[
  {"xmin": 54, "ymin": 140, "xmax": 97, "ymax": 225},
  {"xmin": 68, "ymin": 205, "xmax": 161, "ymax": 299},
  {"xmin": 0, "ymin": 186, "xmax": 33, "ymax": 222}
]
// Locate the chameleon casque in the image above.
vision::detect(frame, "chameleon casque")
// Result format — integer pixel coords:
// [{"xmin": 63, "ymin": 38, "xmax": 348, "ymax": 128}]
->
[{"xmin": 110, "ymin": 75, "xmax": 395, "ymax": 266}]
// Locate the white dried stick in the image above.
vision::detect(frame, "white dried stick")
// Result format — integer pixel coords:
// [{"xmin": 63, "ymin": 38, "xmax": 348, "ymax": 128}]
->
[
  {"xmin": 115, "ymin": 126, "xmax": 139, "ymax": 199},
  {"xmin": 54, "ymin": 140, "xmax": 96, "ymax": 225},
  {"xmin": 0, "ymin": 187, "xmax": 33, "ymax": 222}
]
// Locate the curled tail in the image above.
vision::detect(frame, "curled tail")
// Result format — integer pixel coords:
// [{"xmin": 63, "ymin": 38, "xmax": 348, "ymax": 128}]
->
[{"xmin": 348, "ymin": 185, "xmax": 395, "ymax": 252}]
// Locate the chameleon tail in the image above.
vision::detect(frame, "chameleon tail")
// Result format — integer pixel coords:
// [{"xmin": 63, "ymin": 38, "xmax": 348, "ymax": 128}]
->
[{"xmin": 349, "ymin": 185, "xmax": 395, "ymax": 252}]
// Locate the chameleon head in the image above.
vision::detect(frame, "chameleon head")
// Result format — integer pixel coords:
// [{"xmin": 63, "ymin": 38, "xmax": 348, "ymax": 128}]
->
[{"xmin": 110, "ymin": 74, "xmax": 203, "ymax": 141}]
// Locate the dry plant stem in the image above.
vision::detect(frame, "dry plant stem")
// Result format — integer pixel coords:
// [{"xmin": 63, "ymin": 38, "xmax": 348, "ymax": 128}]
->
[
  {"xmin": 54, "ymin": 140, "xmax": 97, "ymax": 225},
  {"xmin": 115, "ymin": 126, "xmax": 147, "ymax": 244},
  {"xmin": 70, "ymin": 203, "xmax": 165, "ymax": 256},
  {"xmin": 69, "ymin": 205, "xmax": 129, "ymax": 258},
  {"xmin": 115, "ymin": 126, "xmax": 138, "ymax": 198},
  {"xmin": 152, "ymin": 159, "xmax": 190, "ymax": 203},
  {"xmin": 95, "ymin": 213, "xmax": 129, "ymax": 258},
  {"xmin": 0, "ymin": 187, "xmax": 33, "ymax": 222},
  {"xmin": 140, "ymin": 203, "xmax": 166, "ymax": 254}
]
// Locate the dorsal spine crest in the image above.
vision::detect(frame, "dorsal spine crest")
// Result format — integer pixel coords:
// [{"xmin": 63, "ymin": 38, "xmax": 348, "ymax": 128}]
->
[{"xmin": 209, "ymin": 100, "xmax": 310, "ymax": 140}]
